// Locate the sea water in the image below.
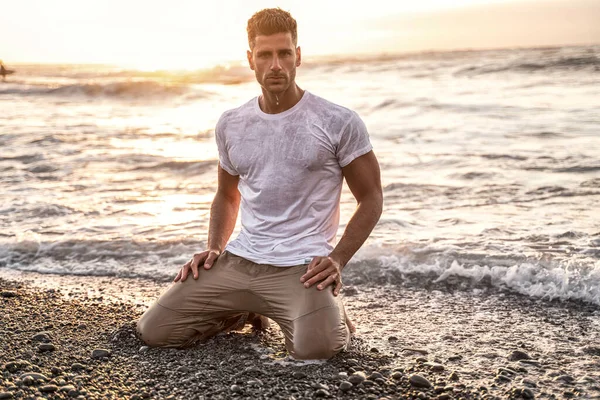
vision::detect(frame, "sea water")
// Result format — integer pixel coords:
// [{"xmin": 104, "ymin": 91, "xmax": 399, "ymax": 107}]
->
[{"xmin": 1, "ymin": 45, "xmax": 599, "ymax": 305}]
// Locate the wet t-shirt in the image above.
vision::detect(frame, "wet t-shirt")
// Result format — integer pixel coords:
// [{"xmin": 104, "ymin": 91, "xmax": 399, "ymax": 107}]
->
[{"xmin": 215, "ymin": 91, "xmax": 372, "ymax": 266}]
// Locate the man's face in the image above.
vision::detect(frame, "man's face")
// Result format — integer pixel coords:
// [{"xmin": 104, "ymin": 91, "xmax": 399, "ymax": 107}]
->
[{"xmin": 247, "ymin": 32, "xmax": 301, "ymax": 94}]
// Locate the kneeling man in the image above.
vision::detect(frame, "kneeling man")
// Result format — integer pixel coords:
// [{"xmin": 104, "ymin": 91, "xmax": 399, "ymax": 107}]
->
[{"xmin": 137, "ymin": 8, "xmax": 383, "ymax": 360}]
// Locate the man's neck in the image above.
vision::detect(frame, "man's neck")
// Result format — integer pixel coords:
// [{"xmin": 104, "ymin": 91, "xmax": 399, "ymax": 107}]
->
[{"xmin": 259, "ymin": 84, "xmax": 304, "ymax": 114}]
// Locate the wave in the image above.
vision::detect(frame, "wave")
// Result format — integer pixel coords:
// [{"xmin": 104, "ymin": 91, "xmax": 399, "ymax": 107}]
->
[
  {"xmin": 1, "ymin": 236, "xmax": 599, "ymax": 306},
  {"xmin": 0, "ymin": 81, "xmax": 191, "ymax": 99},
  {"xmin": 455, "ymin": 55, "xmax": 600, "ymax": 76}
]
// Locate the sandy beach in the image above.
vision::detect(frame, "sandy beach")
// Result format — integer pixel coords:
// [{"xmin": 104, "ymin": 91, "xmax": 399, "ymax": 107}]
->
[{"xmin": 2, "ymin": 270, "xmax": 599, "ymax": 399}]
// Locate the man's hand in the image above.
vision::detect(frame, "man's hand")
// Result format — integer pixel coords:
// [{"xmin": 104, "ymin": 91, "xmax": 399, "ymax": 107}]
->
[
  {"xmin": 300, "ymin": 256, "xmax": 343, "ymax": 296},
  {"xmin": 174, "ymin": 250, "xmax": 220, "ymax": 282}
]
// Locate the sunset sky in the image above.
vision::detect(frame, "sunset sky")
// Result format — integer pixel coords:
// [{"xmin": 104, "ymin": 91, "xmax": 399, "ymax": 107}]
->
[{"xmin": 1, "ymin": 0, "xmax": 598, "ymax": 69}]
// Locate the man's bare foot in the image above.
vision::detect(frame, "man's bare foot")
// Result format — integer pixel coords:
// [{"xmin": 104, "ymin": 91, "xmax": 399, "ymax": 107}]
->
[{"xmin": 247, "ymin": 312, "xmax": 270, "ymax": 331}]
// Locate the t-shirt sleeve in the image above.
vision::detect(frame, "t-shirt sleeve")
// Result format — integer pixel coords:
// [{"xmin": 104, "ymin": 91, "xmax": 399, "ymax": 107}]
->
[
  {"xmin": 214, "ymin": 113, "xmax": 239, "ymax": 176},
  {"xmin": 336, "ymin": 111, "xmax": 373, "ymax": 167}
]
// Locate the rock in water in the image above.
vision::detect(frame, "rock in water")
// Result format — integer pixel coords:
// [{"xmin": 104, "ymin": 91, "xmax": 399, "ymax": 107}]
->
[
  {"xmin": 409, "ymin": 374, "xmax": 432, "ymax": 388},
  {"xmin": 508, "ymin": 350, "xmax": 531, "ymax": 361}
]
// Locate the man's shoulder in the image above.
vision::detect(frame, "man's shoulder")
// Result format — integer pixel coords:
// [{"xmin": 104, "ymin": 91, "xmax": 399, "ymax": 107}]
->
[
  {"xmin": 305, "ymin": 91, "xmax": 361, "ymax": 130},
  {"xmin": 218, "ymin": 98, "xmax": 256, "ymax": 126}
]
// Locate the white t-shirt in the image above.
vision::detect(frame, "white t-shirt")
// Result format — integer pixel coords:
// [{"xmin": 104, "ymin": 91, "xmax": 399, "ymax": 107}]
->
[{"xmin": 215, "ymin": 90, "xmax": 372, "ymax": 266}]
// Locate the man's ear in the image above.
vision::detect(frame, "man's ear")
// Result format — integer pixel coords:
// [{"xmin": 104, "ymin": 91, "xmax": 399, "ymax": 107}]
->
[
  {"xmin": 247, "ymin": 50, "xmax": 255, "ymax": 70},
  {"xmin": 296, "ymin": 46, "xmax": 302, "ymax": 67}
]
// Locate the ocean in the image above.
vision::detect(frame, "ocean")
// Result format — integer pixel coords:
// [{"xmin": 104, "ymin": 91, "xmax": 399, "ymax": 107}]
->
[{"xmin": 1, "ymin": 44, "xmax": 599, "ymax": 306}]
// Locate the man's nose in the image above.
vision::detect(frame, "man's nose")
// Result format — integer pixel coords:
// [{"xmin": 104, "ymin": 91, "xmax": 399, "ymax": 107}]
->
[{"xmin": 271, "ymin": 56, "xmax": 282, "ymax": 71}]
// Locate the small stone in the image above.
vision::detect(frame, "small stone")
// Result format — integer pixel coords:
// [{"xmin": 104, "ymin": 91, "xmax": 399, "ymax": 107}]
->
[
  {"xmin": 71, "ymin": 363, "xmax": 86, "ymax": 371},
  {"xmin": 315, "ymin": 389, "xmax": 330, "ymax": 397},
  {"xmin": 32, "ymin": 332, "xmax": 52, "ymax": 343},
  {"xmin": 554, "ymin": 375, "xmax": 575, "ymax": 383},
  {"xmin": 19, "ymin": 372, "xmax": 49, "ymax": 381},
  {"xmin": 339, "ymin": 381, "xmax": 353, "ymax": 392},
  {"xmin": 448, "ymin": 371, "xmax": 459, "ymax": 381},
  {"xmin": 521, "ymin": 378, "xmax": 537, "ymax": 387},
  {"xmin": 1, "ymin": 291, "xmax": 17, "ymax": 298},
  {"xmin": 0, "ymin": 393, "xmax": 13, "ymax": 399},
  {"xmin": 342, "ymin": 286, "xmax": 358, "ymax": 296},
  {"xmin": 337, "ymin": 372, "xmax": 348, "ymax": 380},
  {"xmin": 230, "ymin": 385, "xmax": 242, "ymax": 393},
  {"xmin": 496, "ymin": 375, "xmax": 512, "ymax": 383},
  {"xmin": 388, "ymin": 336, "xmax": 398, "ymax": 342},
  {"xmin": 40, "ymin": 385, "xmax": 58, "ymax": 393},
  {"xmin": 91, "ymin": 349, "xmax": 110, "ymax": 359},
  {"xmin": 38, "ymin": 343, "xmax": 56, "ymax": 352},
  {"xmin": 369, "ymin": 372, "xmax": 384, "ymax": 380},
  {"xmin": 59, "ymin": 385, "xmax": 76, "ymax": 392},
  {"xmin": 370, "ymin": 347, "xmax": 379, "ymax": 353},
  {"xmin": 409, "ymin": 374, "xmax": 432, "ymax": 388},
  {"xmin": 392, "ymin": 372, "xmax": 403, "ymax": 380},
  {"xmin": 522, "ymin": 387, "xmax": 535, "ymax": 399},
  {"xmin": 437, "ymin": 395, "xmax": 450, "ymax": 400},
  {"xmin": 139, "ymin": 346, "xmax": 149, "ymax": 353},
  {"xmin": 312, "ymin": 383, "xmax": 328, "ymax": 390},
  {"xmin": 424, "ymin": 362, "xmax": 445, "ymax": 372},
  {"xmin": 348, "ymin": 371, "xmax": 367, "ymax": 385},
  {"xmin": 51, "ymin": 367, "xmax": 62, "ymax": 375},
  {"xmin": 293, "ymin": 371, "xmax": 306, "ymax": 379},
  {"xmin": 508, "ymin": 350, "xmax": 531, "ymax": 361},
  {"xmin": 22, "ymin": 376, "xmax": 34, "ymax": 386}
]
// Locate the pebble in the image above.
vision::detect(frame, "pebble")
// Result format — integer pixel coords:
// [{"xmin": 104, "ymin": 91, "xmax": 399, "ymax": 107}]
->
[
  {"xmin": 59, "ymin": 385, "xmax": 76, "ymax": 392},
  {"xmin": 71, "ymin": 363, "xmax": 86, "ymax": 371},
  {"xmin": 424, "ymin": 362, "xmax": 445, "ymax": 372},
  {"xmin": 554, "ymin": 375, "xmax": 575, "ymax": 383},
  {"xmin": 392, "ymin": 371, "xmax": 403, "ymax": 380},
  {"xmin": 230, "ymin": 384, "xmax": 242, "ymax": 393},
  {"xmin": 40, "ymin": 385, "xmax": 58, "ymax": 393},
  {"xmin": 521, "ymin": 378, "xmax": 537, "ymax": 387},
  {"xmin": 508, "ymin": 350, "xmax": 531, "ymax": 361},
  {"xmin": 31, "ymin": 332, "xmax": 52, "ymax": 343},
  {"xmin": 38, "ymin": 343, "xmax": 56, "ymax": 352},
  {"xmin": 339, "ymin": 381, "xmax": 353, "ymax": 392},
  {"xmin": 337, "ymin": 372, "xmax": 348, "ymax": 380},
  {"xmin": 312, "ymin": 383, "xmax": 328, "ymax": 390},
  {"xmin": 368, "ymin": 372, "xmax": 384, "ymax": 380},
  {"xmin": 315, "ymin": 389, "xmax": 330, "ymax": 397},
  {"xmin": 91, "ymin": 349, "xmax": 110, "ymax": 359},
  {"xmin": 139, "ymin": 346, "xmax": 149, "ymax": 353},
  {"xmin": 449, "ymin": 371, "xmax": 459, "ymax": 381},
  {"xmin": 0, "ymin": 393, "xmax": 13, "ymax": 400},
  {"xmin": 1, "ymin": 291, "xmax": 17, "ymax": 298},
  {"xmin": 388, "ymin": 336, "xmax": 398, "ymax": 342},
  {"xmin": 348, "ymin": 371, "xmax": 367, "ymax": 385},
  {"xmin": 522, "ymin": 388, "xmax": 535, "ymax": 399},
  {"xmin": 19, "ymin": 372, "xmax": 49, "ymax": 381},
  {"xmin": 409, "ymin": 374, "xmax": 432, "ymax": 388}
]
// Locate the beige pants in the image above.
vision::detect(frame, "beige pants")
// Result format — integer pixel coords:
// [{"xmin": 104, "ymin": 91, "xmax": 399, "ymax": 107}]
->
[{"xmin": 137, "ymin": 251, "xmax": 350, "ymax": 359}]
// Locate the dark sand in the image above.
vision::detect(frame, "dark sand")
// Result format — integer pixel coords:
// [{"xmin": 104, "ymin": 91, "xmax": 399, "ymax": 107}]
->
[{"xmin": 1, "ymin": 270, "xmax": 600, "ymax": 399}]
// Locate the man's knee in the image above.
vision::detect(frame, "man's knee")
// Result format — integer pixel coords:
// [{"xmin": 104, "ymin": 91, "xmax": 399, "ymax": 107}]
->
[
  {"xmin": 287, "ymin": 306, "xmax": 349, "ymax": 360},
  {"xmin": 136, "ymin": 303, "xmax": 177, "ymax": 347}
]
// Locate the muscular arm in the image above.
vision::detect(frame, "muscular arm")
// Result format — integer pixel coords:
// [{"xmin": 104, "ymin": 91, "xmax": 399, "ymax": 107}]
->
[
  {"xmin": 301, "ymin": 151, "xmax": 383, "ymax": 294},
  {"xmin": 175, "ymin": 164, "xmax": 240, "ymax": 281},
  {"xmin": 207, "ymin": 165, "xmax": 241, "ymax": 253},
  {"xmin": 330, "ymin": 150, "xmax": 383, "ymax": 268}
]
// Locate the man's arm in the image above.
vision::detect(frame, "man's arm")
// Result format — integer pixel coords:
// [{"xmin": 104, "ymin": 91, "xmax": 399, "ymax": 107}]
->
[
  {"xmin": 174, "ymin": 164, "xmax": 240, "ymax": 282},
  {"xmin": 301, "ymin": 150, "xmax": 383, "ymax": 295}
]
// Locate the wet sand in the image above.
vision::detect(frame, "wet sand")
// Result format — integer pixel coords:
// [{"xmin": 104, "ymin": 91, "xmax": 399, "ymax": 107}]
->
[{"xmin": 1, "ymin": 270, "xmax": 599, "ymax": 399}]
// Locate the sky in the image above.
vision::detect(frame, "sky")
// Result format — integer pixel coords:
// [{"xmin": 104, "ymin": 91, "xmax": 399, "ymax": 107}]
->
[{"xmin": 1, "ymin": 0, "xmax": 598, "ymax": 69}]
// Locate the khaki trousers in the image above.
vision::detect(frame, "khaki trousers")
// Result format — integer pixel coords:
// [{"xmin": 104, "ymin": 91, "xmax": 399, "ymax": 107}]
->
[{"xmin": 137, "ymin": 251, "xmax": 350, "ymax": 359}]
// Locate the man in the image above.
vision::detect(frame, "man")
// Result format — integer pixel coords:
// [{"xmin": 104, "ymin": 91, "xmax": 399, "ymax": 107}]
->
[{"xmin": 137, "ymin": 8, "xmax": 383, "ymax": 360}]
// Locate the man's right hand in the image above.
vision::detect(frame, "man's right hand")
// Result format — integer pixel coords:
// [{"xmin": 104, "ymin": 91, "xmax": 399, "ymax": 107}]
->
[{"xmin": 174, "ymin": 250, "xmax": 220, "ymax": 282}]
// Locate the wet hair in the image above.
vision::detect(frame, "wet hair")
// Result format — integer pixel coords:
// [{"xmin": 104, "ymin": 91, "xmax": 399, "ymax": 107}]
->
[{"xmin": 247, "ymin": 8, "xmax": 297, "ymax": 50}]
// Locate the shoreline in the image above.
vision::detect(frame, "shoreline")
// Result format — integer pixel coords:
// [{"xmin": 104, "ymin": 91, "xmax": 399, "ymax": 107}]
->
[{"xmin": 2, "ymin": 270, "xmax": 600, "ymax": 399}]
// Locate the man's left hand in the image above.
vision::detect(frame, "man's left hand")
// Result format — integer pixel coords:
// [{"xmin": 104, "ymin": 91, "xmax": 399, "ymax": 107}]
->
[{"xmin": 300, "ymin": 256, "xmax": 343, "ymax": 296}]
